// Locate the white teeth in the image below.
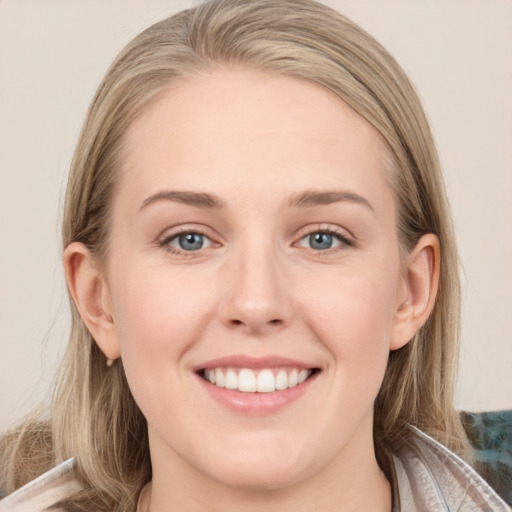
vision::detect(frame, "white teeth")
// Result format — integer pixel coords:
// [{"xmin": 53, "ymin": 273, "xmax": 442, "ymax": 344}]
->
[
  {"xmin": 205, "ymin": 369, "xmax": 216, "ymax": 384},
  {"xmin": 215, "ymin": 368, "xmax": 225, "ymax": 387},
  {"xmin": 204, "ymin": 367, "xmax": 313, "ymax": 393},
  {"xmin": 225, "ymin": 368, "xmax": 238, "ymax": 390},
  {"xmin": 256, "ymin": 369, "xmax": 276, "ymax": 393},
  {"xmin": 298, "ymin": 369, "xmax": 309, "ymax": 384},
  {"xmin": 275, "ymin": 370, "xmax": 289, "ymax": 390},
  {"xmin": 238, "ymin": 369, "xmax": 257, "ymax": 392},
  {"xmin": 288, "ymin": 369, "xmax": 298, "ymax": 387}
]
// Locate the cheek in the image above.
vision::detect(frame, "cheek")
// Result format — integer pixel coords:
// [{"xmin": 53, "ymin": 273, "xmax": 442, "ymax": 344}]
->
[
  {"xmin": 106, "ymin": 262, "xmax": 215, "ymax": 404},
  {"xmin": 300, "ymin": 268, "xmax": 399, "ymax": 371},
  {"xmin": 309, "ymin": 278, "xmax": 395, "ymax": 424},
  {"xmin": 107, "ymin": 277, "xmax": 203, "ymax": 432},
  {"xmin": 110, "ymin": 261, "xmax": 211, "ymax": 351}
]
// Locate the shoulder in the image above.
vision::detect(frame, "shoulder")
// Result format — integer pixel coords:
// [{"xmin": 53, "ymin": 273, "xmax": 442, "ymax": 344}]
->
[
  {"xmin": 391, "ymin": 426, "xmax": 510, "ymax": 511},
  {"xmin": 0, "ymin": 459, "xmax": 80, "ymax": 512}
]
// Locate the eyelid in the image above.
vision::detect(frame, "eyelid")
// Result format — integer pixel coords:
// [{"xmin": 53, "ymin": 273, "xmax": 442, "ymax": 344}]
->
[
  {"xmin": 157, "ymin": 224, "xmax": 221, "ymax": 254},
  {"xmin": 293, "ymin": 224, "xmax": 355, "ymax": 250}
]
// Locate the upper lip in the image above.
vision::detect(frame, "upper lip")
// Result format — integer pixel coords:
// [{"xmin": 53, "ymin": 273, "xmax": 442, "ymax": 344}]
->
[{"xmin": 193, "ymin": 355, "xmax": 318, "ymax": 372}]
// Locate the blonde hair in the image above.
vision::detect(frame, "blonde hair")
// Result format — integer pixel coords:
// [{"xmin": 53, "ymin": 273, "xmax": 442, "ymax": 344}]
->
[{"xmin": 1, "ymin": 0, "xmax": 471, "ymax": 509}]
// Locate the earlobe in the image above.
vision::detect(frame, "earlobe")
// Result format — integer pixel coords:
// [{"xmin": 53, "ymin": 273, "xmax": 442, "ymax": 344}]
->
[
  {"xmin": 390, "ymin": 234, "xmax": 440, "ymax": 351},
  {"xmin": 63, "ymin": 242, "xmax": 121, "ymax": 360}
]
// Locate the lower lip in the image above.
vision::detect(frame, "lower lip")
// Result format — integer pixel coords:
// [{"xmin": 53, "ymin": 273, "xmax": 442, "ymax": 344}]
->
[{"xmin": 196, "ymin": 372, "xmax": 319, "ymax": 415}]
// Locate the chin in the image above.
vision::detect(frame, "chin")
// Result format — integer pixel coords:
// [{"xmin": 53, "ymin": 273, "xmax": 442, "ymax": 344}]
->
[
  {"xmin": 210, "ymin": 462, "xmax": 308, "ymax": 492},
  {"xmin": 200, "ymin": 434, "xmax": 316, "ymax": 492}
]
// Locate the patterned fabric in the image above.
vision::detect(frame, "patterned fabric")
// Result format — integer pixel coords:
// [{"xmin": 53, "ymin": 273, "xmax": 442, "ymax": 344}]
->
[
  {"xmin": 390, "ymin": 426, "xmax": 509, "ymax": 511},
  {"xmin": 0, "ymin": 458, "xmax": 79, "ymax": 511},
  {"xmin": 461, "ymin": 410, "xmax": 512, "ymax": 506}
]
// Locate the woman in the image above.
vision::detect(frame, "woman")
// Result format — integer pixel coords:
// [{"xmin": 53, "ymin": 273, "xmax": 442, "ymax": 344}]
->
[{"xmin": 0, "ymin": 0, "xmax": 508, "ymax": 510}]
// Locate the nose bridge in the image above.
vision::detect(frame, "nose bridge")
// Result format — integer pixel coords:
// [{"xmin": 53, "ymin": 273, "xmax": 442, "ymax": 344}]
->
[{"xmin": 220, "ymin": 233, "xmax": 292, "ymax": 333}]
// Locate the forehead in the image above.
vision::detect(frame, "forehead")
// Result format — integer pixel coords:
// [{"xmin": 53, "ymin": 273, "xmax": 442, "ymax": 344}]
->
[{"xmin": 117, "ymin": 69, "xmax": 393, "ymax": 213}]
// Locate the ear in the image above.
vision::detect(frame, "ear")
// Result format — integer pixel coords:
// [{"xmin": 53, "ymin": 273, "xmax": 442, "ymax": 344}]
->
[
  {"xmin": 390, "ymin": 234, "xmax": 440, "ymax": 351},
  {"xmin": 63, "ymin": 242, "xmax": 121, "ymax": 361}
]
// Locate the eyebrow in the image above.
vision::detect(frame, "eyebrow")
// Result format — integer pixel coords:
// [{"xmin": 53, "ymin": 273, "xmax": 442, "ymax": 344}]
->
[
  {"xmin": 288, "ymin": 189, "xmax": 374, "ymax": 212},
  {"xmin": 140, "ymin": 190, "xmax": 224, "ymax": 211},
  {"xmin": 139, "ymin": 188, "xmax": 374, "ymax": 213}
]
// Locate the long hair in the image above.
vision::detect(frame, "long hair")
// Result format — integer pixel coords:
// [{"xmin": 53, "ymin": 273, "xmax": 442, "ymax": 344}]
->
[{"xmin": 0, "ymin": 1, "xmax": 470, "ymax": 509}]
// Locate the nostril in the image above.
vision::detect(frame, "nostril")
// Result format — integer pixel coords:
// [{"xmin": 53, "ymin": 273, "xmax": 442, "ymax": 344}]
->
[{"xmin": 228, "ymin": 318, "xmax": 283, "ymax": 328}]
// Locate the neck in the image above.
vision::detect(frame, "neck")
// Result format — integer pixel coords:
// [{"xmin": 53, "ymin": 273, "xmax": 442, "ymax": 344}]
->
[
  {"xmin": 145, "ymin": 424, "xmax": 392, "ymax": 512},
  {"xmin": 146, "ymin": 466, "xmax": 391, "ymax": 512}
]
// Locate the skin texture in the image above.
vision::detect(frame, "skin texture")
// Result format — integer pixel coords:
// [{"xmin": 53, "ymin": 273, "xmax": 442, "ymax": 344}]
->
[{"xmin": 64, "ymin": 69, "xmax": 439, "ymax": 512}]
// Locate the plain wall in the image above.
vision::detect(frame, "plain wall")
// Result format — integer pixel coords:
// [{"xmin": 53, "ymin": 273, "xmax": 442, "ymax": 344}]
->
[{"xmin": 1, "ymin": 0, "xmax": 511, "ymax": 433}]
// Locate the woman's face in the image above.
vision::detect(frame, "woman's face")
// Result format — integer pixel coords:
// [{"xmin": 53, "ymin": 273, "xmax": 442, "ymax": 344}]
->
[{"xmin": 102, "ymin": 70, "xmax": 410, "ymax": 490}]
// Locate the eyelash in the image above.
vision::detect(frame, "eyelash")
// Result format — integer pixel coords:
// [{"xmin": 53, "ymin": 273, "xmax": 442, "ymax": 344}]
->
[
  {"xmin": 296, "ymin": 226, "xmax": 354, "ymax": 253},
  {"xmin": 157, "ymin": 225, "xmax": 354, "ymax": 256},
  {"xmin": 158, "ymin": 227, "xmax": 216, "ymax": 256}
]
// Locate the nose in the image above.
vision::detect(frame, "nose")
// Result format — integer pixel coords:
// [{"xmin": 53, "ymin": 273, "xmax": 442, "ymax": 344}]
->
[{"xmin": 218, "ymin": 243, "xmax": 294, "ymax": 335}]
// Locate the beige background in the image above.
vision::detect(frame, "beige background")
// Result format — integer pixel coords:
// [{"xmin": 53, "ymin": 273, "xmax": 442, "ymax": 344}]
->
[{"xmin": 1, "ymin": 0, "xmax": 511, "ymax": 433}]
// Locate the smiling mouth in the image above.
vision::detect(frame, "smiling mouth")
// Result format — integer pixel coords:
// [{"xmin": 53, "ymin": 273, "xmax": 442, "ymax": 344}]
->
[{"xmin": 198, "ymin": 367, "xmax": 320, "ymax": 393}]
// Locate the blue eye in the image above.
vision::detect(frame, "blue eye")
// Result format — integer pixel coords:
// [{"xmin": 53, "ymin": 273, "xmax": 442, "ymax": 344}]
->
[
  {"xmin": 309, "ymin": 232, "xmax": 334, "ymax": 250},
  {"xmin": 177, "ymin": 233, "xmax": 204, "ymax": 251},
  {"xmin": 298, "ymin": 230, "xmax": 348, "ymax": 251},
  {"xmin": 163, "ymin": 232, "xmax": 213, "ymax": 252},
  {"xmin": 174, "ymin": 233, "xmax": 204, "ymax": 251}
]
